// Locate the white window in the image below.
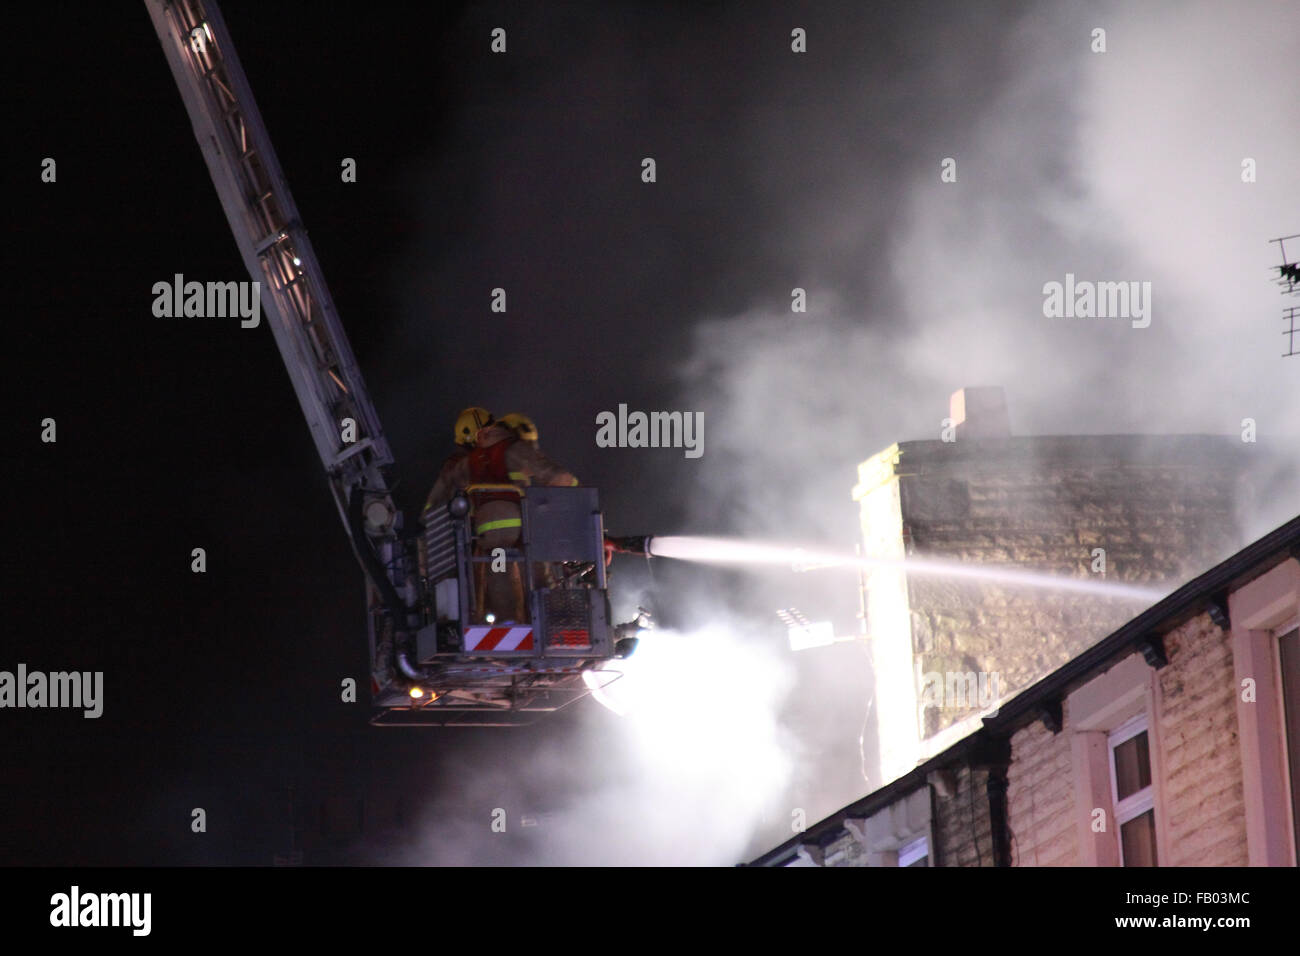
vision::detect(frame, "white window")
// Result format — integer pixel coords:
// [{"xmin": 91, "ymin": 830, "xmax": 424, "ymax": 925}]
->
[
  {"xmin": 1109, "ymin": 713, "xmax": 1157, "ymax": 866},
  {"xmin": 898, "ymin": 835, "xmax": 929, "ymax": 867}
]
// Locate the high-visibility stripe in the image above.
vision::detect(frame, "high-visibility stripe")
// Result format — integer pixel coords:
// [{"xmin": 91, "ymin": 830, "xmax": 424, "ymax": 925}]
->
[
  {"xmin": 507, "ymin": 471, "xmax": 527, "ymax": 481},
  {"xmin": 476, "ymin": 517, "xmax": 522, "ymax": 533},
  {"xmin": 569, "ymin": 478, "xmax": 579, "ymax": 486},
  {"xmin": 464, "ymin": 626, "xmax": 533, "ymax": 651}
]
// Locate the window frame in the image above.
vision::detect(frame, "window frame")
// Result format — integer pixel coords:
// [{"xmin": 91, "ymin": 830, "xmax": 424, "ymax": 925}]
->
[
  {"xmin": 898, "ymin": 835, "xmax": 929, "ymax": 867},
  {"xmin": 1108, "ymin": 712, "xmax": 1157, "ymax": 866},
  {"xmin": 1228, "ymin": 557, "xmax": 1300, "ymax": 866},
  {"xmin": 1274, "ymin": 625, "xmax": 1300, "ymax": 859}
]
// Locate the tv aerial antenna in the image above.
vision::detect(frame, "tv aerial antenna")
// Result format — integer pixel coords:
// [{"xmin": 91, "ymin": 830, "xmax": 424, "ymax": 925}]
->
[{"xmin": 1268, "ymin": 234, "xmax": 1299, "ymax": 357}]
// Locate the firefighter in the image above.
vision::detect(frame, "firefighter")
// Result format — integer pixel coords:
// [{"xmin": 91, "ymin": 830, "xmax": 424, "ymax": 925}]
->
[
  {"xmin": 500, "ymin": 412, "xmax": 540, "ymax": 449},
  {"xmin": 499, "ymin": 412, "xmax": 591, "ymax": 595},
  {"xmin": 421, "ymin": 406, "xmax": 487, "ymax": 519},
  {"xmin": 499, "ymin": 413, "xmax": 541, "ymax": 488},
  {"xmin": 418, "ymin": 407, "xmax": 488, "ymax": 584},
  {"xmin": 469, "ymin": 415, "xmax": 577, "ymax": 526},
  {"xmin": 468, "ymin": 415, "xmax": 578, "ymax": 622}
]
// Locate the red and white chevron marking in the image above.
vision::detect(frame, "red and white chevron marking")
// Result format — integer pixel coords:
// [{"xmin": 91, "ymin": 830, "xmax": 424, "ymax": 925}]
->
[{"xmin": 463, "ymin": 626, "xmax": 534, "ymax": 652}]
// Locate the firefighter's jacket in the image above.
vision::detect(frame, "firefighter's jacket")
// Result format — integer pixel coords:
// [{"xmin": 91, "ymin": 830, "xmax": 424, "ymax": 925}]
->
[
  {"xmin": 464, "ymin": 425, "xmax": 577, "ymax": 537},
  {"xmin": 421, "ymin": 425, "xmax": 577, "ymax": 529},
  {"xmin": 473, "ymin": 424, "xmax": 578, "ymax": 490},
  {"xmin": 422, "ymin": 449, "xmax": 470, "ymax": 518}
]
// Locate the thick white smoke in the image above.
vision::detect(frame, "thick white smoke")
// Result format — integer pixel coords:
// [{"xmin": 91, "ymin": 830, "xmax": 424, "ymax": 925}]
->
[
  {"xmin": 532, "ymin": 623, "xmax": 795, "ymax": 865},
  {"xmin": 388, "ymin": 616, "xmax": 796, "ymax": 866},
  {"xmin": 675, "ymin": 0, "xmax": 1299, "ymax": 852}
]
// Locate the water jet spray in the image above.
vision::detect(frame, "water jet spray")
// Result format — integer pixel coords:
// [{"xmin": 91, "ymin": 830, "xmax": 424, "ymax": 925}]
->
[{"xmin": 611, "ymin": 534, "xmax": 1168, "ymax": 603}]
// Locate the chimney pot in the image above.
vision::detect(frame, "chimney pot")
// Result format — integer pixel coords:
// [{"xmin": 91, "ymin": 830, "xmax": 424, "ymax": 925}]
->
[{"xmin": 950, "ymin": 386, "xmax": 1010, "ymax": 439}]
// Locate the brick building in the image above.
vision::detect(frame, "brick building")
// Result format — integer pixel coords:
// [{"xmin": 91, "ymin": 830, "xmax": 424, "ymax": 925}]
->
[
  {"xmin": 854, "ymin": 387, "xmax": 1257, "ymax": 784},
  {"xmin": 748, "ymin": 513, "xmax": 1300, "ymax": 867}
]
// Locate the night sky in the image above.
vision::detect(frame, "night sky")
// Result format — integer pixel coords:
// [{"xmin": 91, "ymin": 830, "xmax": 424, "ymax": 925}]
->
[{"xmin": 8, "ymin": 1, "xmax": 1298, "ymax": 866}]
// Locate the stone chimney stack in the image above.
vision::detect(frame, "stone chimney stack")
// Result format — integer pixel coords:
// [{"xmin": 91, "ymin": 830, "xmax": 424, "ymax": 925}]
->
[{"xmin": 950, "ymin": 386, "xmax": 1010, "ymax": 439}]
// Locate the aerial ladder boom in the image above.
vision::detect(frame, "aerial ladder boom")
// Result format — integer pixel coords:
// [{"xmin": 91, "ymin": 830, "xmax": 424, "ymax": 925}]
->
[
  {"xmin": 147, "ymin": 0, "xmax": 646, "ymax": 725},
  {"xmin": 143, "ymin": 0, "xmax": 397, "ymax": 550}
]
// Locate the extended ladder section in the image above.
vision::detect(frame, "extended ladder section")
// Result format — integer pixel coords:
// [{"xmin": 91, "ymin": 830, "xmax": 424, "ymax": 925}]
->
[
  {"xmin": 144, "ymin": 0, "xmax": 397, "ymax": 539},
  {"xmin": 147, "ymin": 1, "xmax": 632, "ymax": 724}
]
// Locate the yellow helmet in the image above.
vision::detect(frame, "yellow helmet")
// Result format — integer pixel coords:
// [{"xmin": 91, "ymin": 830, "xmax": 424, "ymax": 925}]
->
[
  {"xmin": 453, "ymin": 406, "xmax": 493, "ymax": 446},
  {"xmin": 500, "ymin": 412, "xmax": 539, "ymax": 443}
]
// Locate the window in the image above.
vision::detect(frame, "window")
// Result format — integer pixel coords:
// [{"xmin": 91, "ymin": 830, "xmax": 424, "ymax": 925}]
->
[
  {"xmin": 1068, "ymin": 653, "xmax": 1163, "ymax": 866},
  {"xmin": 898, "ymin": 835, "xmax": 929, "ymax": 867},
  {"xmin": 1228, "ymin": 560, "xmax": 1300, "ymax": 866},
  {"xmin": 1278, "ymin": 628, "xmax": 1300, "ymax": 856},
  {"xmin": 1110, "ymin": 714, "xmax": 1157, "ymax": 866}
]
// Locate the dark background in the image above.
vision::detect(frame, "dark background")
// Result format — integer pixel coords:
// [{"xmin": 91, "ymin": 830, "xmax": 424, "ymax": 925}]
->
[
  {"xmin": 9, "ymin": 0, "xmax": 897, "ymax": 864},
  {"xmin": 8, "ymin": 1, "xmax": 1297, "ymax": 865}
]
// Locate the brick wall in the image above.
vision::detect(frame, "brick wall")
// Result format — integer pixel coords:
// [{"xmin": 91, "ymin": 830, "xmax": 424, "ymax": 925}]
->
[
  {"xmin": 857, "ymin": 435, "xmax": 1244, "ymax": 744},
  {"xmin": 931, "ymin": 764, "xmax": 995, "ymax": 867},
  {"xmin": 1002, "ymin": 610, "xmax": 1248, "ymax": 868},
  {"xmin": 780, "ymin": 584, "xmax": 1265, "ymax": 868},
  {"xmin": 1006, "ymin": 707, "xmax": 1078, "ymax": 866},
  {"xmin": 1156, "ymin": 611, "xmax": 1249, "ymax": 866}
]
